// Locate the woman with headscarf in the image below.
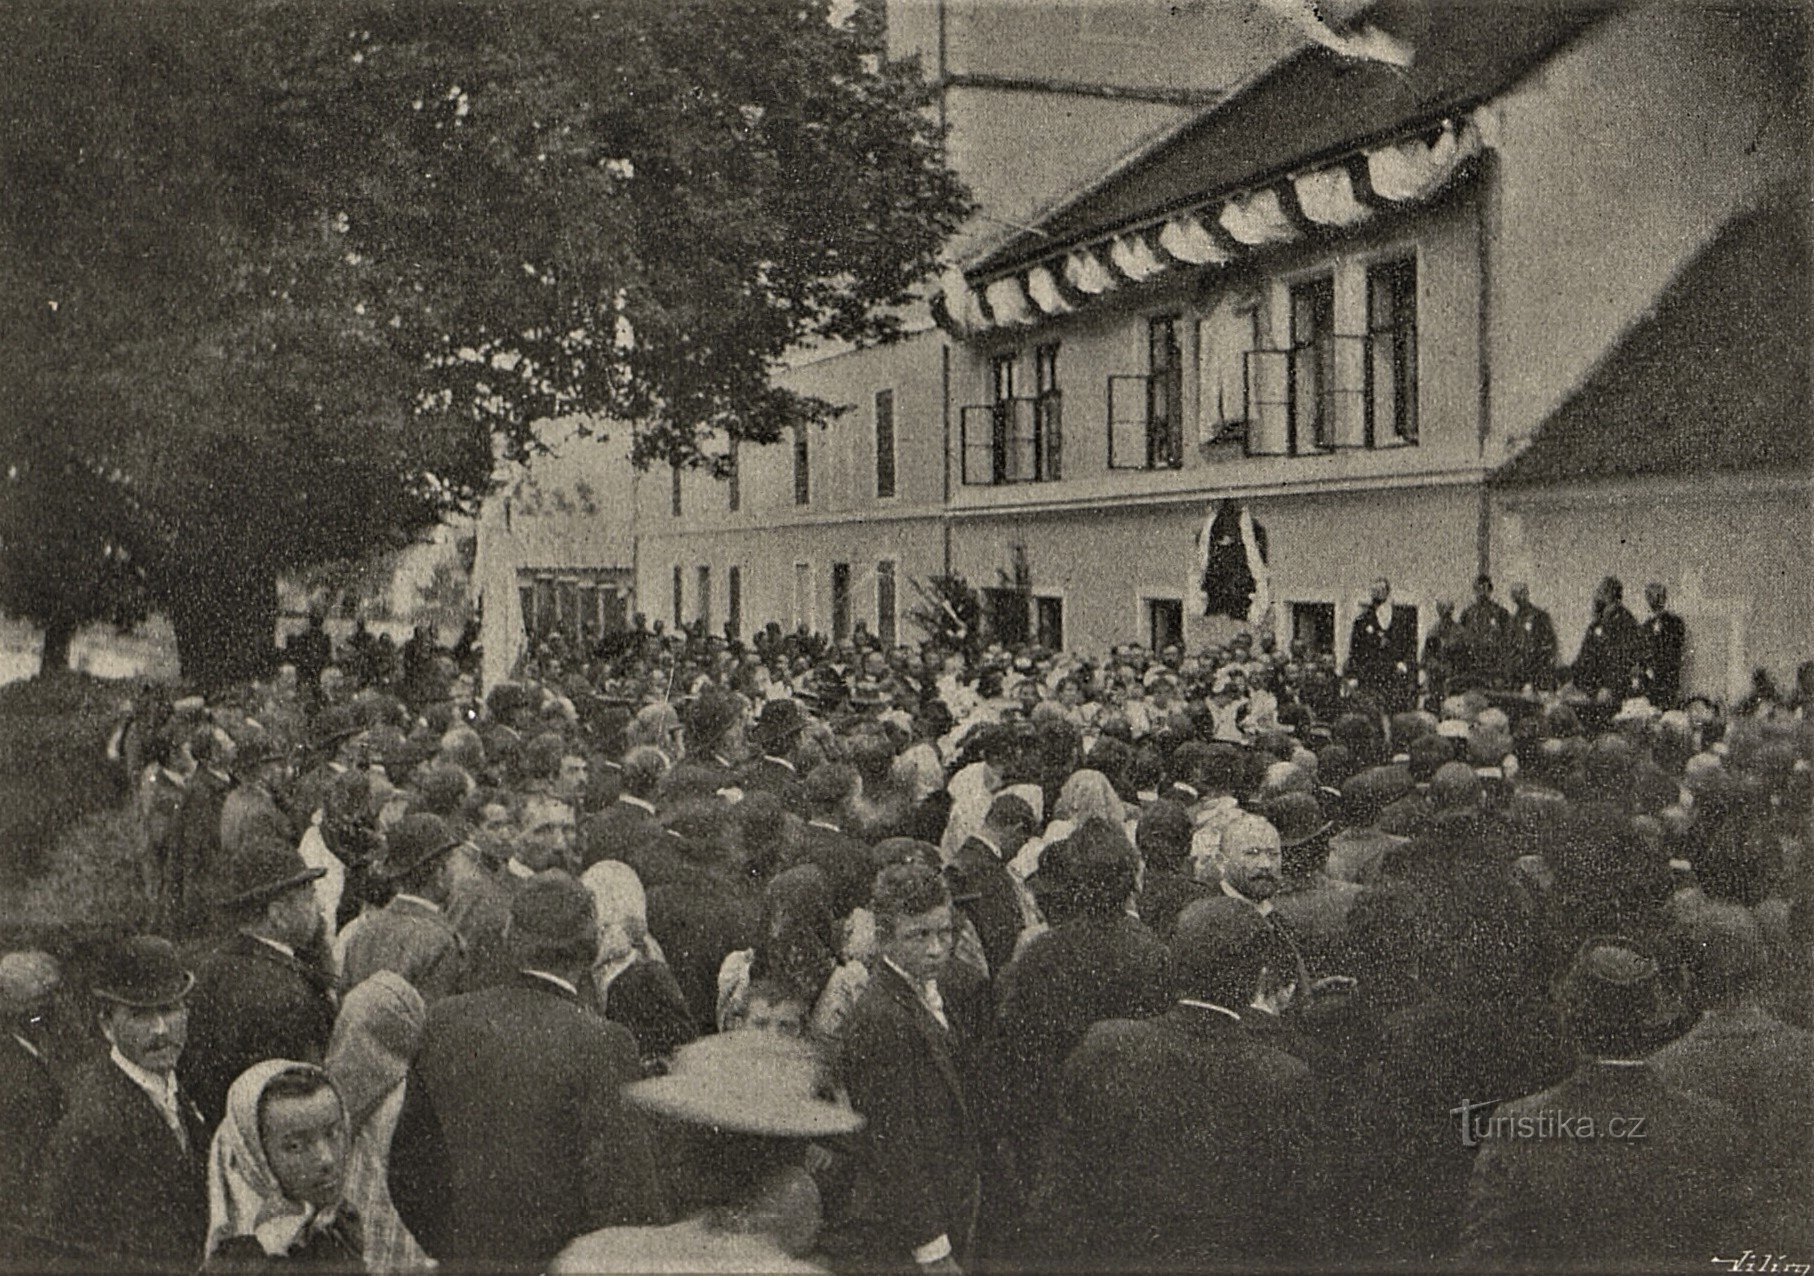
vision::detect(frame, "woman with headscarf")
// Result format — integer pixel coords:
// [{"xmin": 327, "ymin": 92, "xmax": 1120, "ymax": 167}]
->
[
  {"xmin": 324, "ymin": 974, "xmax": 429, "ymax": 1273},
  {"xmin": 204, "ymin": 1060, "xmax": 363, "ymax": 1272},
  {"xmin": 581, "ymin": 860, "xmax": 697, "ymax": 1071},
  {"xmin": 718, "ymin": 865, "xmax": 870, "ymax": 1045},
  {"xmin": 628, "ymin": 701, "xmax": 686, "ymax": 761},
  {"xmin": 1010, "ymin": 768, "xmax": 1129, "ymax": 882}
]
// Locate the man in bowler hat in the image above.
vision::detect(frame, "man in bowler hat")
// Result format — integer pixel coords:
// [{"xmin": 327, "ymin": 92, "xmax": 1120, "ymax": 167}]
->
[{"xmin": 33, "ymin": 937, "xmax": 208, "ymax": 1273}]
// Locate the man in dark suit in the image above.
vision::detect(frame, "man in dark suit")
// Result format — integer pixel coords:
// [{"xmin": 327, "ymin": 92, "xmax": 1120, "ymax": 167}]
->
[
  {"xmin": 1572, "ymin": 575, "xmax": 1646, "ymax": 705},
  {"xmin": 735, "ymin": 698, "xmax": 811, "ymax": 816},
  {"xmin": 826, "ymin": 863, "xmax": 987, "ymax": 1273},
  {"xmin": 1028, "ymin": 895, "xmax": 1319, "ymax": 1268},
  {"xmin": 1346, "ymin": 577, "xmax": 1417, "ymax": 711},
  {"xmin": 1506, "ymin": 581, "xmax": 1560, "ymax": 691},
  {"xmin": 179, "ymin": 834, "xmax": 334, "ymax": 1134},
  {"xmin": 389, "ymin": 871, "xmax": 664, "ymax": 1273},
  {"xmin": 1640, "ymin": 582, "xmax": 1687, "ymax": 707},
  {"xmin": 946, "ymin": 793, "xmax": 1036, "ymax": 975},
  {"xmin": 1461, "ymin": 936, "xmax": 1745, "ymax": 1268},
  {"xmin": 1458, "ymin": 574, "xmax": 1512, "ymax": 688},
  {"xmin": 0, "ymin": 951, "xmax": 63, "ymax": 1264},
  {"xmin": 795, "ymin": 763, "xmax": 875, "ymax": 918},
  {"xmin": 169, "ymin": 725, "xmax": 237, "ymax": 938},
  {"xmin": 581, "ymin": 747, "xmax": 689, "ymax": 884},
  {"xmin": 33, "ymin": 937, "xmax": 208, "ymax": 1273}
]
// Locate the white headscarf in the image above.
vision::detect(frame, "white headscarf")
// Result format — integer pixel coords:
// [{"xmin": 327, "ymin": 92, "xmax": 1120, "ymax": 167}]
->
[
  {"xmin": 204, "ymin": 1060, "xmax": 345, "ymax": 1262},
  {"xmin": 582, "ymin": 860, "xmax": 659, "ymax": 1006}
]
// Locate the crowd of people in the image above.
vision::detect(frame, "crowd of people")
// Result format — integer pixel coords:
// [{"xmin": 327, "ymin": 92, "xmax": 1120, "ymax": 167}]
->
[{"xmin": 2, "ymin": 569, "xmax": 1810, "ymax": 1274}]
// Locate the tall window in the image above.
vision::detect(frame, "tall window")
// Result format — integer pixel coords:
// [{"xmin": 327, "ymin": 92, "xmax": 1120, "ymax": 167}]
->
[
  {"xmin": 830, "ymin": 563, "xmax": 852, "ymax": 641},
  {"xmin": 727, "ymin": 440, "xmax": 740, "ymax": 512},
  {"xmin": 989, "ymin": 353, "xmax": 1016, "ymax": 485},
  {"xmin": 874, "ymin": 389, "xmax": 896, "ymax": 499},
  {"xmin": 1148, "ymin": 316, "xmax": 1183, "ymax": 468},
  {"xmin": 1366, "ymin": 257, "xmax": 1419, "ymax": 445},
  {"xmin": 1035, "ymin": 596, "xmax": 1064, "ymax": 650},
  {"xmin": 1289, "ymin": 275, "xmax": 1336, "ymax": 453},
  {"xmin": 1146, "ymin": 598, "xmax": 1183, "ymax": 652},
  {"xmin": 792, "ymin": 424, "xmax": 809, "ymax": 506},
  {"xmin": 793, "ymin": 562, "xmax": 811, "ymax": 631},
  {"xmin": 671, "ymin": 565, "xmax": 683, "ymax": 628},
  {"xmin": 670, "ymin": 463, "xmax": 682, "ymax": 517},
  {"xmin": 1034, "ymin": 342, "xmax": 1062, "ymax": 479},
  {"xmin": 696, "ymin": 565, "xmax": 711, "ymax": 631},
  {"xmin": 876, "ymin": 560, "xmax": 897, "ymax": 646},
  {"xmin": 727, "ymin": 566, "xmax": 742, "ymax": 640}
]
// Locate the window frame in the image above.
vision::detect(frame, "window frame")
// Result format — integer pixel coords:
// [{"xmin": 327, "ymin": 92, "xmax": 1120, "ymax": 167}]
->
[
  {"xmin": 874, "ymin": 388, "xmax": 897, "ymax": 500},
  {"xmin": 792, "ymin": 424, "xmax": 810, "ymax": 507},
  {"xmin": 1364, "ymin": 254, "xmax": 1419, "ymax": 448}
]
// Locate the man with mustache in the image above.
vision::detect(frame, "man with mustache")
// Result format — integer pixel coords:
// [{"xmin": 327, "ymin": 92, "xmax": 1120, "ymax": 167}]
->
[
  {"xmin": 1210, "ymin": 813, "xmax": 1310, "ymax": 1011},
  {"xmin": 33, "ymin": 937, "xmax": 208, "ymax": 1273}
]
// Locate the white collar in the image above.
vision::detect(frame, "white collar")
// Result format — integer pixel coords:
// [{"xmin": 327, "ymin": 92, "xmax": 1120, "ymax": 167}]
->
[
  {"xmin": 1596, "ymin": 1058, "xmax": 1649, "ymax": 1068},
  {"xmin": 1220, "ymin": 877, "xmax": 1274, "ymax": 916},
  {"xmin": 1176, "ymin": 999, "xmax": 1243, "ymax": 1022},
  {"xmin": 763, "ymin": 755, "xmax": 797, "ymax": 773},
  {"xmin": 970, "ymin": 831, "xmax": 1002, "ymax": 859},
  {"xmin": 12, "ymin": 1032, "xmax": 42, "ymax": 1062},
  {"xmin": 521, "ymin": 970, "xmax": 579, "ymax": 997},
  {"xmin": 505, "ymin": 858, "xmax": 536, "ymax": 880},
  {"xmin": 247, "ymin": 932, "xmax": 297, "ymax": 960},
  {"xmin": 393, "ymin": 892, "xmax": 443, "ymax": 913},
  {"xmin": 618, "ymin": 794, "xmax": 657, "ymax": 815},
  {"xmin": 808, "ymin": 819, "xmax": 842, "ymax": 832},
  {"xmin": 883, "ymin": 957, "xmax": 935, "ymax": 997},
  {"xmin": 111, "ymin": 1046, "xmax": 177, "ymax": 1105}
]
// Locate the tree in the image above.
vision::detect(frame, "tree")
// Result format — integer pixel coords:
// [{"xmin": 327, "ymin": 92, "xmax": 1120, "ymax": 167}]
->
[{"xmin": 0, "ymin": 0, "xmax": 969, "ymax": 686}]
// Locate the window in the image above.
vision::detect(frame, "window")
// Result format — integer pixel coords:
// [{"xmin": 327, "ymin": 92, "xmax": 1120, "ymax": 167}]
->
[
  {"xmin": 1034, "ymin": 343, "xmax": 1062, "ymax": 480},
  {"xmin": 1366, "ymin": 257, "xmax": 1418, "ymax": 445},
  {"xmin": 518, "ymin": 585, "xmax": 535, "ymax": 636},
  {"xmin": 874, "ymin": 389, "xmax": 896, "ymax": 499},
  {"xmin": 876, "ymin": 560, "xmax": 897, "ymax": 646},
  {"xmin": 728, "ymin": 440, "xmax": 740, "ymax": 512},
  {"xmin": 670, "ymin": 463, "xmax": 682, "ymax": 517},
  {"xmin": 830, "ymin": 563, "xmax": 852, "ymax": 641},
  {"xmin": 1035, "ymin": 595, "xmax": 1064, "ymax": 650},
  {"xmin": 727, "ymin": 565, "xmax": 742, "ymax": 640},
  {"xmin": 1146, "ymin": 597, "xmax": 1183, "ymax": 652},
  {"xmin": 672, "ymin": 565, "xmax": 683, "ymax": 629},
  {"xmin": 1289, "ymin": 275, "xmax": 1336, "ymax": 453},
  {"xmin": 1199, "ymin": 296, "xmax": 1260, "ymax": 442},
  {"xmin": 696, "ymin": 565, "xmax": 711, "ymax": 631},
  {"xmin": 1108, "ymin": 318, "xmax": 1183, "ymax": 469},
  {"xmin": 1290, "ymin": 601, "xmax": 1336, "ymax": 655},
  {"xmin": 792, "ymin": 424, "xmax": 810, "ymax": 506},
  {"xmin": 960, "ymin": 348, "xmax": 1059, "ymax": 485},
  {"xmin": 793, "ymin": 562, "xmax": 812, "ymax": 631},
  {"xmin": 984, "ymin": 588, "xmax": 1030, "ymax": 647}
]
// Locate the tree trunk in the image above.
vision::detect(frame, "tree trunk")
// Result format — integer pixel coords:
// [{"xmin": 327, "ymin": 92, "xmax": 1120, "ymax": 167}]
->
[
  {"xmin": 38, "ymin": 616, "xmax": 75, "ymax": 675},
  {"xmin": 169, "ymin": 567, "xmax": 280, "ymax": 691}
]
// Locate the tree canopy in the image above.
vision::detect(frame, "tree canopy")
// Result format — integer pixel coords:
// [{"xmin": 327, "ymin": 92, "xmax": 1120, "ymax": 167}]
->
[{"xmin": 0, "ymin": 0, "xmax": 969, "ymax": 685}]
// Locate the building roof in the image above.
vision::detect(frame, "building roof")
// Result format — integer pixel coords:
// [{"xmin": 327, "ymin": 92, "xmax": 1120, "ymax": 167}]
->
[
  {"xmin": 1493, "ymin": 197, "xmax": 1811, "ymax": 487},
  {"xmin": 967, "ymin": 0, "xmax": 1613, "ymax": 279}
]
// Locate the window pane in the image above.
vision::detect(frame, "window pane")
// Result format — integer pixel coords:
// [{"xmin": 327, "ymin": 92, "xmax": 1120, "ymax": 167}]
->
[
  {"xmin": 876, "ymin": 561, "xmax": 897, "ymax": 646},
  {"xmin": 728, "ymin": 441, "xmax": 740, "ymax": 512},
  {"xmin": 793, "ymin": 425, "xmax": 809, "ymax": 505},
  {"xmin": 727, "ymin": 566, "xmax": 742, "ymax": 640},
  {"xmin": 696, "ymin": 566, "xmax": 711, "ymax": 630},
  {"xmin": 830, "ymin": 563, "xmax": 851, "ymax": 641},
  {"xmin": 874, "ymin": 389, "xmax": 896, "ymax": 498}
]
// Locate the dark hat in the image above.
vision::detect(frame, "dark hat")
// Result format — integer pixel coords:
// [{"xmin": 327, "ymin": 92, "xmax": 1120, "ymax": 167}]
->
[
  {"xmin": 309, "ymin": 706, "xmax": 365, "ymax": 753},
  {"xmin": 234, "ymin": 725, "xmax": 289, "ymax": 770},
  {"xmin": 1171, "ymin": 895, "xmax": 1271, "ymax": 994},
  {"xmin": 751, "ymin": 698, "xmax": 810, "ymax": 752},
  {"xmin": 1028, "ymin": 816, "xmax": 1137, "ymax": 900},
  {"xmin": 217, "ymin": 834, "xmax": 326, "ymax": 911},
  {"xmin": 91, "ymin": 936, "xmax": 194, "ymax": 1008},
  {"xmin": 1430, "ymin": 761, "xmax": 1483, "ymax": 811},
  {"xmin": 1267, "ymin": 791, "xmax": 1333, "ymax": 849},
  {"xmin": 509, "ymin": 869, "xmax": 598, "ymax": 953},
  {"xmin": 687, "ymin": 689, "xmax": 744, "ymax": 748},
  {"xmin": 1343, "ymin": 765, "xmax": 1412, "ymax": 824},
  {"xmin": 376, "ymin": 813, "xmax": 463, "ymax": 882},
  {"xmin": 1408, "ymin": 734, "xmax": 1457, "ymax": 783},
  {"xmin": 1560, "ymin": 935, "xmax": 1684, "ymax": 1055}
]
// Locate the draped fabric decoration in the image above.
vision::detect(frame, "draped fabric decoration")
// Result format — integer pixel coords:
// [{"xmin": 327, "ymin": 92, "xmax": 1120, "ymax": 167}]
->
[
  {"xmin": 474, "ymin": 489, "xmax": 528, "ymax": 693},
  {"xmin": 1025, "ymin": 265, "xmax": 1073, "ymax": 316},
  {"xmin": 1199, "ymin": 499, "xmax": 1272, "ymax": 623},
  {"xmin": 1293, "ymin": 164, "xmax": 1374, "ymax": 228},
  {"xmin": 1109, "ymin": 233, "xmax": 1165, "ymax": 282},
  {"xmin": 934, "ymin": 264, "xmax": 991, "ymax": 336},
  {"xmin": 983, "ymin": 276, "xmax": 1035, "ymax": 327},
  {"xmin": 1218, "ymin": 187, "xmax": 1299, "ymax": 247},
  {"xmin": 1064, "ymin": 248, "xmax": 1116, "ymax": 295},
  {"xmin": 1367, "ymin": 118, "xmax": 1484, "ymax": 204},
  {"xmin": 1159, "ymin": 214, "xmax": 1230, "ymax": 266},
  {"xmin": 1237, "ymin": 503, "xmax": 1273, "ymax": 628},
  {"xmin": 1190, "ymin": 503, "xmax": 1218, "ymax": 618}
]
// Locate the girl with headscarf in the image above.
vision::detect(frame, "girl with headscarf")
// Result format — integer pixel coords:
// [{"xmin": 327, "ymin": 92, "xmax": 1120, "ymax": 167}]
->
[
  {"xmin": 718, "ymin": 865, "xmax": 870, "ymax": 1045},
  {"xmin": 204, "ymin": 1060, "xmax": 363, "ymax": 1272},
  {"xmin": 324, "ymin": 974, "xmax": 429, "ymax": 1273},
  {"xmin": 628, "ymin": 701, "xmax": 686, "ymax": 761},
  {"xmin": 581, "ymin": 860, "xmax": 696, "ymax": 1071},
  {"xmin": 1011, "ymin": 768, "xmax": 1129, "ymax": 882}
]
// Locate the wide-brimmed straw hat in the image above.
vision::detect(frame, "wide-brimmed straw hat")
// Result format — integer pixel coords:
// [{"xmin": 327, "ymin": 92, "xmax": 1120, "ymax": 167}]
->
[{"xmin": 625, "ymin": 1031, "xmax": 864, "ymax": 1138}]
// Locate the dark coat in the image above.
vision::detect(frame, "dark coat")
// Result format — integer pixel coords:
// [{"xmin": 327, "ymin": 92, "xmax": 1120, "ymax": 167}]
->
[
  {"xmin": 1272, "ymin": 873, "xmax": 1367, "ymax": 975},
  {"xmin": 992, "ymin": 914, "xmax": 1173, "ymax": 1166},
  {"xmin": 581, "ymin": 798, "xmax": 689, "ymax": 885},
  {"xmin": 1346, "ymin": 603, "xmax": 1418, "ymax": 708},
  {"xmin": 584, "ymin": 957, "xmax": 698, "ymax": 1068},
  {"xmin": 1460, "ymin": 1061, "xmax": 1745, "ymax": 1268},
  {"xmin": 1028, "ymin": 1004, "xmax": 1319, "ymax": 1268},
  {"xmin": 179, "ymin": 932, "xmax": 337, "ymax": 1135},
  {"xmin": 1135, "ymin": 870, "xmax": 1213, "ymax": 945},
  {"xmin": 826, "ymin": 962, "xmax": 986, "ymax": 1269},
  {"xmin": 734, "ymin": 756, "xmax": 808, "ymax": 817},
  {"xmin": 204, "ymin": 1211, "xmax": 364, "ymax": 1273},
  {"xmin": 1573, "ymin": 602, "xmax": 1646, "ymax": 699},
  {"xmin": 645, "ymin": 872, "xmax": 761, "ymax": 1036},
  {"xmin": 946, "ymin": 836, "xmax": 1025, "ymax": 976},
  {"xmin": 793, "ymin": 821, "xmax": 874, "ymax": 919},
  {"xmin": 172, "ymin": 767, "xmax": 235, "ymax": 937},
  {"xmin": 388, "ymin": 973, "xmax": 664, "ymax": 1273},
  {"xmin": 32, "ymin": 1054, "xmax": 208, "ymax": 1273},
  {"xmin": 0, "ymin": 1032, "xmax": 63, "ymax": 1259},
  {"xmin": 1507, "ymin": 603, "xmax": 1560, "ymax": 689},
  {"xmin": 1641, "ymin": 609, "xmax": 1687, "ymax": 706},
  {"xmin": 1459, "ymin": 597, "xmax": 1513, "ymax": 684}
]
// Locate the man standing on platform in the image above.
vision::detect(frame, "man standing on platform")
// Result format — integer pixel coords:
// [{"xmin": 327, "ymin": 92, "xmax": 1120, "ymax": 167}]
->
[
  {"xmin": 1506, "ymin": 582, "xmax": 1559, "ymax": 692},
  {"xmin": 1572, "ymin": 576, "xmax": 1646, "ymax": 708},
  {"xmin": 1346, "ymin": 578, "xmax": 1416, "ymax": 712},
  {"xmin": 1459, "ymin": 575, "xmax": 1512, "ymax": 689},
  {"xmin": 1641, "ymin": 583, "xmax": 1686, "ymax": 708}
]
